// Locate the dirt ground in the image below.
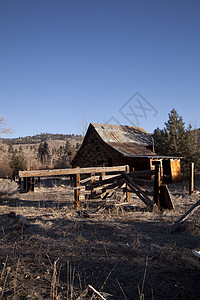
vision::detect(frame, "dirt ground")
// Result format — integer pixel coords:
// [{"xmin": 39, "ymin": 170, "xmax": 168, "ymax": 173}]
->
[{"xmin": 0, "ymin": 177, "xmax": 200, "ymax": 300}]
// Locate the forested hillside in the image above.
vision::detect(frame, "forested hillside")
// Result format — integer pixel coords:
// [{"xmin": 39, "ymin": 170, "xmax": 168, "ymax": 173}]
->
[{"xmin": 0, "ymin": 133, "xmax": 83, "ymax": 177}]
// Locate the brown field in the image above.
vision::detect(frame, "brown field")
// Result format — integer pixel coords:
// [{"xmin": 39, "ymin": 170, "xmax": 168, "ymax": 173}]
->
[{"xmin": 0, "ymin": 178, "xmax": 200, "ymax": 299}]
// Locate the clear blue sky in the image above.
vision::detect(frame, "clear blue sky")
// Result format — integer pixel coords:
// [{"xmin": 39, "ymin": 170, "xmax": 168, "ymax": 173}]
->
[{"xmin": 1, "ymin": 0, "xmax": 200, "ymax": 138}]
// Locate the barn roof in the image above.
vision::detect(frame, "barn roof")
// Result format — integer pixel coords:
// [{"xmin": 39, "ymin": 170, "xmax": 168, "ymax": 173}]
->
[
  {"xmin": 91, "ymin": 123, "xmax": 153, "ymax": 146},
  {"xmin": 90, "ymin": 123, "xmax": 156, "ymax": 157}
]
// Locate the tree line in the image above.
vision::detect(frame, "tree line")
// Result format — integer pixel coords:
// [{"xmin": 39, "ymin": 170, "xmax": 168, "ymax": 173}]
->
[
  {"xmin": 0, "ymin": 111, "xmax": 199, "ymax": 177},
  {"xmin": 153, "ymin": 109, "xmax": 200, "ymax": 174}
]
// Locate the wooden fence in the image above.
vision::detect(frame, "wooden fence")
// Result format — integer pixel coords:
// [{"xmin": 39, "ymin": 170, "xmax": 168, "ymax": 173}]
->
[{"xmin": 19, "ymin": 163, "xmax": 173, "ymax": 211}]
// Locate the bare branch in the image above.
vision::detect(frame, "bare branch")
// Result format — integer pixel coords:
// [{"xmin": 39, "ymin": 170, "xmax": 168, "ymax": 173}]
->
[{"xmin": 0, "ymin": 116, "xmax": 13, "ymax": 136}]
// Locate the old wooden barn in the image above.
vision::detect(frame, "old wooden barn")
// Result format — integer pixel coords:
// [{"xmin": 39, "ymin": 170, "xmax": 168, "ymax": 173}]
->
[{"xmin": 72, "ymin": 123, "xmax": 181, "ymax": 182}]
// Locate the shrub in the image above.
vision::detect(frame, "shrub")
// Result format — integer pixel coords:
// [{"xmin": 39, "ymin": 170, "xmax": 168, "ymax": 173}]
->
[{"xmin": 0, "ymin": 162, "xmax": 13, "ymax": 178}]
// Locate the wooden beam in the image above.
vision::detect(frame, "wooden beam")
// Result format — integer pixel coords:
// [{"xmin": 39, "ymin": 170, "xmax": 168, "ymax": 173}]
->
[
  {"xmin": 85, "ymin": 174, "xmax": 123, "ymax": 189},
  {"xmin": 122, "ymin": 172, "xmax": 153, "ymax": 210},
  {"xmin": 169, "ymin": 199, "xmax": 200, "ymax": 233},
  {"xmin": 153, "ymin": 162, "xmax": 161, "ymax": 208},
  {"xmin": 19, "ymin": 165, "xmax": 129, "ymax": 178}
]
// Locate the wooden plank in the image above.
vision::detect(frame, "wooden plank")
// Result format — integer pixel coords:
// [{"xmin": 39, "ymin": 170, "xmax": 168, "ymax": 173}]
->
[
  {"xmin": 85, "ymin": 174, "xmax": 123, "ymax": 189},
  {"xmin": 80, "ymin": 174, "xmax": 119, "ymax": 184},
  {"xmin": 159, "ymin": 184, "xmax": 174, "ymax": 210},
  {"xmin": 122, "ymin": 172, "xmax": 153, "ymax": 209},
  {"xmin": 170, "ymin": 159, "xmax": 181, "ymax": 182},
  {"xmin": 169, "ymin": 199, "xmax": 200, "ymax": 233},
  {"xmin": 153, "ymin": 162, "xmax": 161, "ymax": 208},
  {"xmin": 19, "ymin": 165, "xmax": 129, "ymax": 178},
  {"xmin": 126, "ymin": 165, "xmax": 130, "ymax": 202}
]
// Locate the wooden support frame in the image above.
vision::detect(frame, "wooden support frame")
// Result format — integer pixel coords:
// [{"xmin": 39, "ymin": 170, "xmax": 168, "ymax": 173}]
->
[
  {"xmin": 18, "ymin": 165, "xmax": 158, "ymax": 210},
  {"xmin": 19, "ymin": 165, "xmax": 129, "ymax": 178},
  {"xmin": 122, "ymin": 172, "xmax": 153, "ymax": 210},
  {"xmin": 19, "ymin": 166, "xmax": 129, "ymax": 207}
]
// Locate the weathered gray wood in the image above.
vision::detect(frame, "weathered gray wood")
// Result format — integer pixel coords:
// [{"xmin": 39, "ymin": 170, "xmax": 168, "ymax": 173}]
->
[
  {"xmin": 122, "ymin": 172, "xmax": 153, "ymax": 210},
  {"xmin": 169, "ymin": 199, "xmax": 200, "ymax": 233},
  {"xmin": 80, "ymin": 174, "xmax": 120, "ymax": 184},
  {"xmin": 85, "ymin": 174, "xmax": 123, "ymax": 190},
  {"xmin": 19, "ymin": 165, "xmax": 129, "ymax": 178}
]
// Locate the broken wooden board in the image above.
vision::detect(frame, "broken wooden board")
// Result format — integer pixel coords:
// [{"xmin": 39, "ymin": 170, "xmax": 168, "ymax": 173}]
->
[{"xmin": 159, "ymin": 184, "xmax": 174, "ymax": 210}]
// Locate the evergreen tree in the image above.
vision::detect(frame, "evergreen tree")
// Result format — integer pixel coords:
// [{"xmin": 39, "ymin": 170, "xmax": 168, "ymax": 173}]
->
[
  {"xmin": 164, "ymin": 109, "xmax": 187, "ymax": 157},
  {"xmin": 9, "ymin": 153, "xmax": 27, "ymax": 174},
  {"xmin": 37, "ymin": 142, "xmax": 50, "ymax": 165},
  {"xmin": 153, "ymin": 109, "xmax": 200, "ymax": 173},
  {"xmin": 64, "ymin": 141, "xmax": 72, "ymax": 156}
]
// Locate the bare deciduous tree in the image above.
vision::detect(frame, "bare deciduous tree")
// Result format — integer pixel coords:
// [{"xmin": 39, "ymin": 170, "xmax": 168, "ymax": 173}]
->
[{"xmin": 0, "ymin": 116, "xmax": 13, "ymax": 136}]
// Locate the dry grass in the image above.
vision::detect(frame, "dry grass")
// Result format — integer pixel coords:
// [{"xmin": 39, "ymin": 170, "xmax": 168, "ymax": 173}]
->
[{"xmin": 0, "ymin": 177, "xmax": 200, "ymax": 299}]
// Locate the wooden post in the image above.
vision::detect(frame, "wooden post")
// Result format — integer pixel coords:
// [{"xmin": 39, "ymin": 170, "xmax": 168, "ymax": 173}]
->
[
  {"xmin": 154, "ymin": 162, "xmax": 161, "ymax": 209},
  {"xmin": 30, "ymin": 177, "xmax": 34, "ymax": 191},
  {"xmin": 123, "ymin": 166, "xmax": 130, "ymax": 202},
  {"xmin": 91, "ymin": 172, "xmax": 96, "ymax": 195},
  {"xmin": 74, "ymin": 173, "xmax": 81, "ymax": 209},
  {"xmin": 189, "ymin": 162, "xmax": 194, "ymax": 195},
  {"xmin": 100, "ymin": 172, "xmax": 106, "ymax": 182}
]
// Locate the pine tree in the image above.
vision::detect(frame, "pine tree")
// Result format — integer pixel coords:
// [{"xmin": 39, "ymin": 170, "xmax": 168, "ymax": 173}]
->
[
  {"xmin": 37, "ymin": 142, "xmax": 50, "ymax": 165},
  {"xmin": 153, "ymin": 109, "xmax": 200, "ymax": 173},
  {"xmin": 164, "ymin": 109, "xmax": 187, "ymax": 157},
  {"xmin": 64, "ymin": 141, "xmax": 72, "ymax": 156}
]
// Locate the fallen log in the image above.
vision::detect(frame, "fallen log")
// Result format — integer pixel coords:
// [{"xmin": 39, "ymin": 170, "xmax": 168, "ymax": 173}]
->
[{"xmin": 169, "ymin": 199, "xmax": 200, "ymax": 233}]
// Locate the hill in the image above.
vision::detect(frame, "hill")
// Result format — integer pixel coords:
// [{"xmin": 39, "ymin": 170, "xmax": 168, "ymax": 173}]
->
[
  {"xmin": 0, "ymin": 133, "xmax": 83, "ymax": 173},
  {"xmin": 1, "ymin": 132, "xmax": 83, "ymax": 145}
]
